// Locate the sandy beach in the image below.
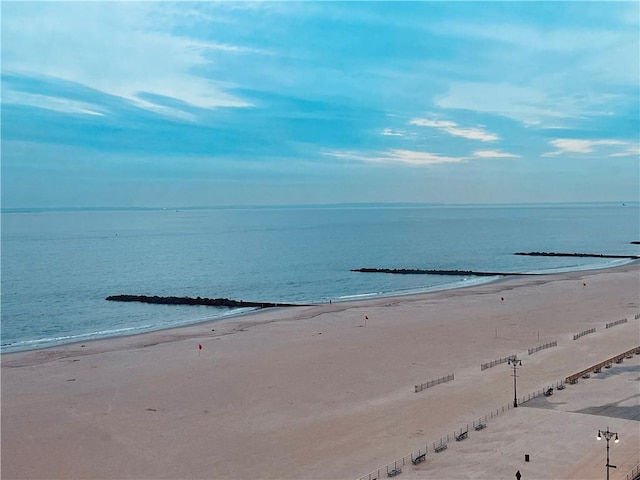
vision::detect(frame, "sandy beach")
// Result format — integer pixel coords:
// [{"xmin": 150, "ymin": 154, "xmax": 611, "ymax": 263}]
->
[{"xmin": 2, "ymin": 262, "xmax": 639, "ymax": 480}]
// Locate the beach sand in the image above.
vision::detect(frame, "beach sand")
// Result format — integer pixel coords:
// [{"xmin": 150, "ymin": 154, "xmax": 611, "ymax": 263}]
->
[{"xmin": 2, "ymin": 262, "xmax": 639, "ymax": 479}]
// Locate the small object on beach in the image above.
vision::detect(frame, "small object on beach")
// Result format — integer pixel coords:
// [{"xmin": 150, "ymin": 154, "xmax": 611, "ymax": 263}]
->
[
  {"xmin": 211, "ymin": 329, "xmax": 215, "ymax": 331},
  {"xmin": 67, "ymin": 378, "xmax": 76, "ymax": 382},
  {"xmin": 500, "ymin": 297, "xmax": 504, "ymax": 303},
  {"xmin": 583, "ymin": 282, "xmax": 587, "ymax": 287}
]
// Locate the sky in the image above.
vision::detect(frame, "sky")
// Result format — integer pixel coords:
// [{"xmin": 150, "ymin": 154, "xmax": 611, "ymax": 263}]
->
[{"xmin": 2, "ymin": 1, "xmax": 639, "ymax": 208}]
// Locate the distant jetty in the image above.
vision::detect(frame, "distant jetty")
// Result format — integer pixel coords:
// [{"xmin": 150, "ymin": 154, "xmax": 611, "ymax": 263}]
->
[
  {"xmin": 351, "ymin": 268, "xmax": 529, "ymax": 277},
  {"xmin": 352, "ymin": 251, "xmax": 640, "ymax": 277},
  {"xmin": 105, "ymin": 295, "xmax": 306, "ymax": 308},
  {"xmin": 514, "ymin": 252, "xmax": 640, "ymax": 259}
]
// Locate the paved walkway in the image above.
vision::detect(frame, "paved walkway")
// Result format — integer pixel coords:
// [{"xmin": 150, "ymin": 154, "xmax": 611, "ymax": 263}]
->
[{"xmin": 395, "ymin": 354, "xmax": 640, "ymax": 480}]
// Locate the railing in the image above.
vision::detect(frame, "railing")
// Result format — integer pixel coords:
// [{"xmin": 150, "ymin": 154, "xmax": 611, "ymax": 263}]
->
[
  {"xmin": 606, "ymin": 318, "xmax": 628, "ymax": 329},
  {"xmin": 415, "ymin": 374, "xmax": 454, "ymax": 393},
  {"xmin": 573, "ymin": 328, "xmax": 596, "ymax": 340},
  {"xmin": 528, "ymin": 341, "xmax": 557, "ymax": 355},
  {"xmin": 565, "ymin": 346, "xmax": 640, "ymax": 384},
  {"xmin": 481, "ymin": 354, "xmax": 516, "ymax": 371},
  {"xmin": 357, "ymin": 328, "xmax": 640, "ymax": 480},
  {"xmin": 625, "ymin": 463, "xmax": 640, "ymax": 480},
  {"xmin": 356, "ymin": 381, "xmax": 564, "ymax": 480}
]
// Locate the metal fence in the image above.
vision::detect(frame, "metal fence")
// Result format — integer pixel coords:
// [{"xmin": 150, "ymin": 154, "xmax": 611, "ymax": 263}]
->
[
  {"xmin": 356, "ymin": 381, "xmax": 564, "ymax": 480},
  {"xmin": 528, "ymin": 341, "xmax": 557, "ymax": 355},
  {"xmin": 606, "ymin": 318, "xmax": 628, "ymax": 329},
  {"xmin": 356, "ymin": 322, "xmax": 640, "ymax": 480},
  {"xmin": 481, "ymin": 354, "xmax": 516, "ymax": 371},
  {"xmin": 415, "ymin": 374, "xmax": 454, "ymax": 393},
  {"xmin": 573, "ymin": 328, "xmax": 596, "ymax": 340},
  {"xmin": 625, "ymin": 463, "xmax": 640, "ymax": 480}
]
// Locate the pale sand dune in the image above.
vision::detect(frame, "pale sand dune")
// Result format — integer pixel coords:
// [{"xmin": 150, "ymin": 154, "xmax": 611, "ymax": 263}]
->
[{"xmin": 2, "ymin": 262, "xmax": 639, "ymax": 479}]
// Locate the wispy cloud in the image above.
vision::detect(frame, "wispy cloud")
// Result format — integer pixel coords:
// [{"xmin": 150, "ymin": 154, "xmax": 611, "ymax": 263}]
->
[
  {"xmin": 1, "ymin": 2, "xmax": 257, "ymax": 118},
  {"xmin": 3, "ymin": 90, "xmax": 105, "ymax": 116},
  {"xmin": 410, "ymin": 118, "xmax": 498, "ymax": 142},
  {"xmin": 383, "ymin": 149, "xmax": 467, "ymax": 165},
  {"xmin": 435, "ymin": 83, "xmax": 583, "ymax": 127},
  {"xmin": 543, "ymin": 139, "xmax": 638, "ymax": 157},
  {"xmin": 380, "ymin": 128, "xmax": 407, "ymax": 137},
  {"xmin": 326, "ymin": 149, "xmax": 466, "ymax": 165},
  {"xmin": 429, "ymin": 4, "xmax": 638, "ymax": 126},
  {"xmin": 472, "ymin": 150, "xmax": 519, "ymax": 159},
  {"xmin": 2, "ymin": 2, "xmax": 638, "ymax": 207},
  {"xmin": 611, "ymin": 145, "xmax": 640, "ymax": 158}
]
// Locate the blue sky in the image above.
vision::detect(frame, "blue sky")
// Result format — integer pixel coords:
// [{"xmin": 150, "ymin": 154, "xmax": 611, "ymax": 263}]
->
[{"xmin": 2, "ymin": 1, "xmax": 639, "ymax": 208}]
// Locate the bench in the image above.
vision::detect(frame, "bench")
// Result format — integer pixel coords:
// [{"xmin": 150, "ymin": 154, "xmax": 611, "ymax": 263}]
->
[
  {"xmin": 544, "ymin": 388, "xmax": 553, "ymax": 396},
  {"xmin": 557, "ymin": 384, "xmax": 565, "ymax": 390},
  {"xmin": 387, "ymin": 468, "xmax": 402, "ymax": 477},
  {"xmin": 455, "ymin": 431, "xmax": 468, "ymax": 441},
  {"xmin": 594, "ymin": 367, "xmax": 601, "ymax": 373},
  {"xmin": 615, "ymin": 358, "xmax": 623, "ymax": 363},
  {"xmin": 434, "ymin": 443, "xmax": 447, "ymax": 453},
  {"xmin": 582, "ymin": 373, "xmax": 590, "ymax": 379},
  {"xmin": 474, "ymin": 423, "xmax": 487, "ymax": 431},
  {"xmin": 604, "ymin": 364, "xmax": 612, "ymax": 369},
  {"xmin": 411, "ymin": 454, "xmax": 426, "ymax": 465}
]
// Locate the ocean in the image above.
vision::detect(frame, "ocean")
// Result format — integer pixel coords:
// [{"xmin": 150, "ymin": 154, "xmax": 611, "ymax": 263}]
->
[{"xmin": 2, "ymin": 203, "xmax": 639, "ymax": 353}]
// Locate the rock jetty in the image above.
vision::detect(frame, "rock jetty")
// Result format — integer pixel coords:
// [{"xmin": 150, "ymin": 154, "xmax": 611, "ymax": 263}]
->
[
  {"xmin": 514, "ymin": 252, "xmax": 639, "ymax": 259},
  {"xmin": 105, "ymin": 295, "xmax": 306, "ymax": 308},
  {"xmin": 351, "ymin": 268, "xmax": 529, "ymax": 277}
]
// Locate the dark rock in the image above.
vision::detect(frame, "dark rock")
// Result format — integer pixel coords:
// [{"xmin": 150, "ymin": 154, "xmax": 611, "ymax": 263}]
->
[
  {"xmin": 105, "ymin": 294, "xmax": 307, "ymax": 308},
  {"xmin": 514, "ymin": 252, "xmax": 639, "ymax": 259},
  {"xmin": 351, "ymin": 268, "xmax": 530, "ymax": 277}
]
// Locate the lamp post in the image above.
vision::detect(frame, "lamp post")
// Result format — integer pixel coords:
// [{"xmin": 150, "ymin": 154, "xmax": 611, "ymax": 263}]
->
[
  {"xmin": 597, "ymin": 427, "xmax": 619, "ymax": 480},
  {"xmin": 507, "ymin": 357, "xmax": 522, "ymax": 407}
]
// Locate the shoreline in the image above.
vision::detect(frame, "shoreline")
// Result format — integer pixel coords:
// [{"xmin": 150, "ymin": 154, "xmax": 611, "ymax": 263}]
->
[
  {"xmin": 2, "ymin": 259, "xmax": 638, "ymax": 359},
  {"xmin": 2, "ymin": 261, "xmax": 639, "ymax": 479}
]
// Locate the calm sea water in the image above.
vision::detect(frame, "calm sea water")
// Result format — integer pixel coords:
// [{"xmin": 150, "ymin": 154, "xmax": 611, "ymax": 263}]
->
[{"xmin": 2, "ymin": 203, "xmax": 639, "ymax": 353}]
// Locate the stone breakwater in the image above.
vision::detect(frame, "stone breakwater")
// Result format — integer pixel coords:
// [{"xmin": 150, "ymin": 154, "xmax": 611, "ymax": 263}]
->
[
  {"xmin": 105, "ymin": 295, "xmax": 307, "ymax": 308},
  {"xmin": 351, "ymin": 268, "xmax": 531, "ymax": 277},
  {"xmin": 353, "ymin": 250, "xmax": 640, "ymax": 278},
  {"xmin": 514, "ymin": 251, "xmax": 639, "ymax": 259}
]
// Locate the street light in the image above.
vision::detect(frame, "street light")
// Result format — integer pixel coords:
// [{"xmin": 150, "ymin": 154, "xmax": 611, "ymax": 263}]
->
[
  {"xmin": 597, "ymin": 427, "xmax": 619, "ymax": 480},
  {"xmin": 507, "ymin": 357, "xmax": 522, "ymax": 408}
]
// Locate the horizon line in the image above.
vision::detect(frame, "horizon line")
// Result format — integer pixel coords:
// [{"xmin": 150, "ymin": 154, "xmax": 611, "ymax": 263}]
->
[{"xmin": 2, "ymin": 200, "xmax": 638, "ymax": 214}]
